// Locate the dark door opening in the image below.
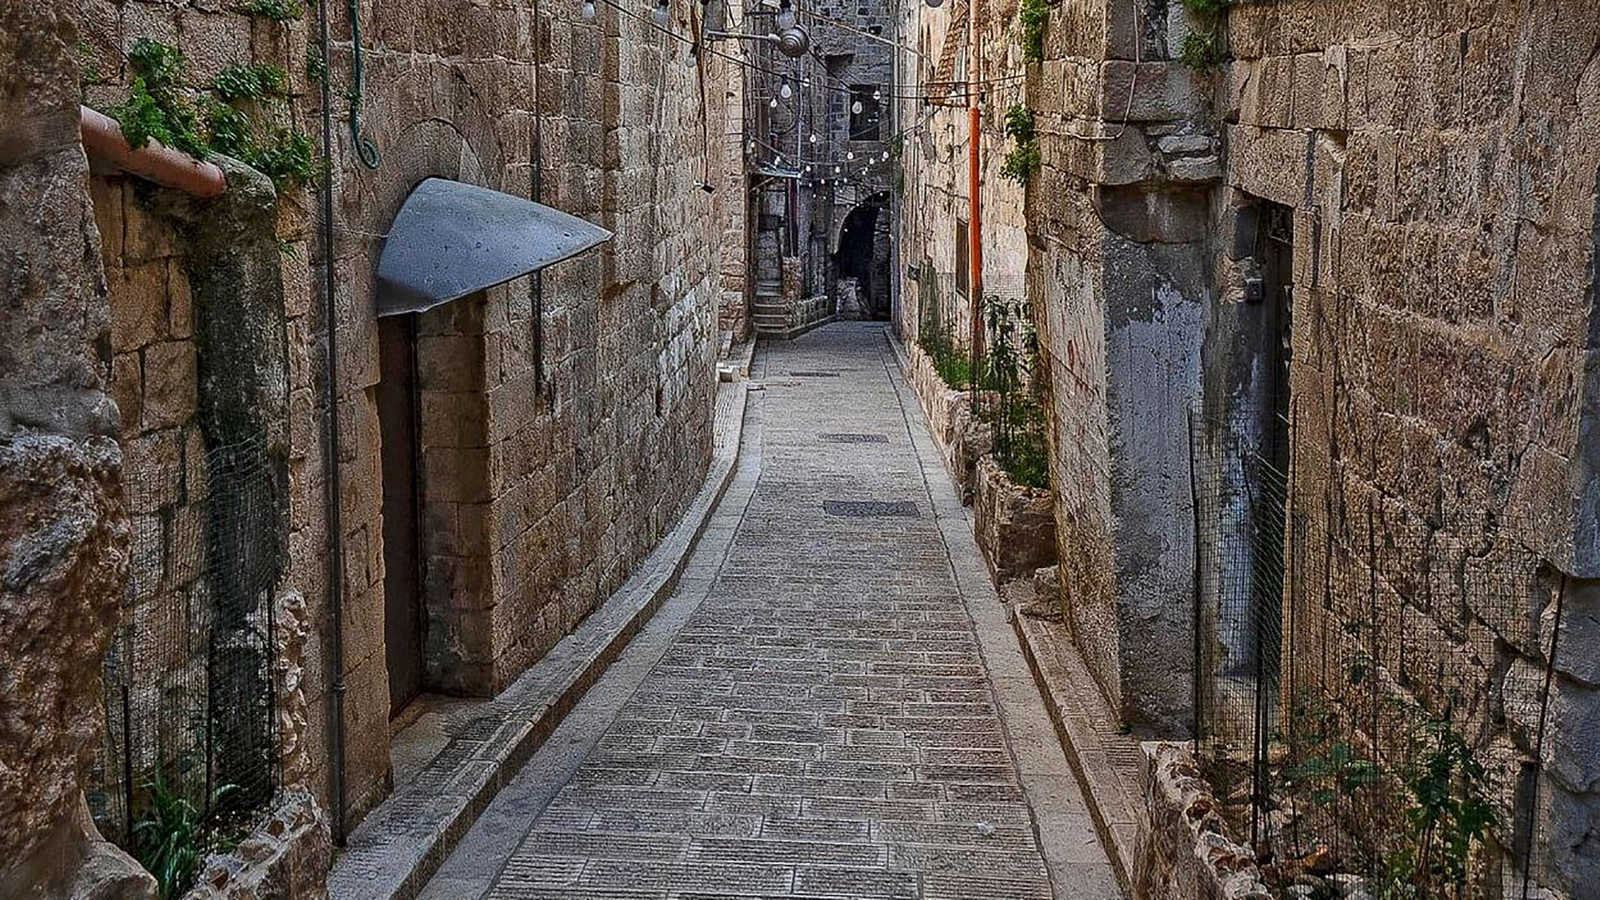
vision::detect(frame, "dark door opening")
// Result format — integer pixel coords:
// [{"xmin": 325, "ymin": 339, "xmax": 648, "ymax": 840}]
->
[
  {"xmin": 378, "ymin": 315, "xmax": 425, "ymax": 717},
  {"xmin": 834, "ymin": 203, "xmax": 890, "ymax": 320}
]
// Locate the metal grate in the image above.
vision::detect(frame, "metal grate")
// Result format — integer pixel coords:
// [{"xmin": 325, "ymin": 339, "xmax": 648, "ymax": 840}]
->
[
  {"xmin": 787, "ymin": 371, "xmax": 840, "ymax": 378},
  {"xmin": 818, "ymin": 433, "xmax": 890, "ymax": 444},
  {"xmin": 1189, "ymin": 406, "xmax": 1570, "ymax": 898},
  {"xmin": 822, "ymin": 499, "xmax": 920, "ymax": 518},
  {"xmin": 89, "ymin": 437, "xmax": 282, "ymax": 891}
]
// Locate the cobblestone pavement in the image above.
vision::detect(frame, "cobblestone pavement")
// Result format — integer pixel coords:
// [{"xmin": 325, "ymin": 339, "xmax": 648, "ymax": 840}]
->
[{"xmin": 419, "ymin": 322, "xmax": 1120, "ymax": 899}]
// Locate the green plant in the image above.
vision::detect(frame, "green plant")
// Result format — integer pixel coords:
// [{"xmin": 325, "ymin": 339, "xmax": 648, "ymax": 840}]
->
[
  {"xmin": 1376, "ymin": 718, "xmax": 1496, "ymax": 896},
  {"xmin": 133, "ymin": 772, "xmax": 236, "ymax": 899},
  {"xmin": 980, "ymin": 296, "xmax": 1049, "ymax": 488},
  {"xmin": 1018, "ymin": 0, "xmax": 1049, "ymax": 64},
  {"xmin": 242, "ymin": 0, "xmax": 304, "ymax": 21},
  {"xmin": 212, "ymin": 63, "xmax": 289, "ymax": 102},
  {"xmin": 108, "ymin": 37, "xmax": 315, "ymax": 191},
  {"xmin": 1000, "ymin": 103, "xmax": 1040, "ymax": 185},
  {"xmin": 1283, "ymin": 740, "xmax": 1380, "ymax": 808},
  {"xmin": 917, "ymin": 271, "xmax": 973, "ymax": 390},
  {"xmin": 1177, "ymin": 0, "xmax": 1228, "ymax": 70},
  {"xmin": 305, "ymin": 47, "xmax": 327, "ymax": 84},
  {"xmin": 1178, "ymin": 31, "xmax": 1224, "ymax": 70}
]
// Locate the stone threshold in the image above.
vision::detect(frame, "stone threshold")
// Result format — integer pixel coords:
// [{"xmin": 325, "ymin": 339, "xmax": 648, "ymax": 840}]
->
[
  {"xmin": 886, "ymin": 330, "xmax": 1143, "ymax": 894},
  {"xmin": 326, "ymin": 381, "xmax": 751, "ymax": 900}
]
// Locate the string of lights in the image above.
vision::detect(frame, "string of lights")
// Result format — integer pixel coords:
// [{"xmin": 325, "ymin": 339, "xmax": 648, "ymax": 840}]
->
[{"xmin": 585, "ymin": 0, "xmax": 1027, "ymax": 104}]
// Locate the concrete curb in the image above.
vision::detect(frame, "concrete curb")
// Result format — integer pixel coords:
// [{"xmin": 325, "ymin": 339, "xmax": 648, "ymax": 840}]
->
[
  {"xmin": 887, "ymin": 329, "xmax": 1141, "ymax": 894},
  {"xmin": 328, "ymin": 381, "xmax": 751, "ymax": 900}
]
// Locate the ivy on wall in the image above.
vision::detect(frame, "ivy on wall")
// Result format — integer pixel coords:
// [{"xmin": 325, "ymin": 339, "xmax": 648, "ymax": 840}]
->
[{"xmin": 109, "ymin": 38, "xmax": 314, "ymax": 191}]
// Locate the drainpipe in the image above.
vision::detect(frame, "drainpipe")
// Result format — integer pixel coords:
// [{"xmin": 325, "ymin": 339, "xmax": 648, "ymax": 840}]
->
[
  {"xmin": 315, "ymin": 0, "xmax": 349, "ymax": 847},
  {"xmin": 79, "ymin": 106, "xmax": 227, "ymax": 198},
  {"xmin": 966, "ymin": 0, "xmax": 983, "ymax": 399}
]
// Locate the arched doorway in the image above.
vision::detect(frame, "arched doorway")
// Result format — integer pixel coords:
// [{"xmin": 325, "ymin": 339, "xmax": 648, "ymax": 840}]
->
[{"xmin": 832, "ymin": 199, "xmax": 891, "ymax": 321}]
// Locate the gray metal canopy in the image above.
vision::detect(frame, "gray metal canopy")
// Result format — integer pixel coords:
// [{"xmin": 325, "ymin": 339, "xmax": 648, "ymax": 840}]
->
[{"xmin": 375, "ymin": 177, "xmax": 612, "ymax": 317}]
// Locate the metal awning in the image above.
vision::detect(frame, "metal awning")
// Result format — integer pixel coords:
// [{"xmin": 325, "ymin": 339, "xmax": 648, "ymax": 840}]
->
[{"xmin": 375, "ymin": 178, "xmax": 612, "ymax": 317}]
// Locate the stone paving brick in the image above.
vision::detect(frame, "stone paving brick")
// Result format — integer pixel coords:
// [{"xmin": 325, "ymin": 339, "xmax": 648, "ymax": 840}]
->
[{"xmin": 425, "ymin": 325, "xmax": 1118, "ymax": 899}]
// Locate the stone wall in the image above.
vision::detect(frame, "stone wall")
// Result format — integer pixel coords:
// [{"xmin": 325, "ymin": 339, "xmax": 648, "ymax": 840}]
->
[
  {"xmin": 0, "ymin": 2, "xmax": 155, "ymax": 895},
  {"xmin": 58, "ymin": 0, "xmax": 735, "ymax": 883},
  {"xmin": 304, "ymin": 0, "xmax": 732, "ymax": 827},
  {"xmin": 892, "ymin": 0, "xmax": 1027, "ymax": 352},
  {"xmin": 1221, "ymin": 1, "xmax": 1600, "ymax": 891}
]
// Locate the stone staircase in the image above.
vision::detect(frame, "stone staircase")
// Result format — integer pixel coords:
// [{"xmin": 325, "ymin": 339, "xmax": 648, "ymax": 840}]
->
[{"xmin": 751, "ymin": 278, "xmax": 786, "ymax": 336}]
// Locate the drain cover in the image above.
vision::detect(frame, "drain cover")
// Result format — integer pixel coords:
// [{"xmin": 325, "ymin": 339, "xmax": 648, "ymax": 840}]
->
[
  {"xmin": 823, "ymin": 500, "xmax": 920, "ymax": 518},
  {"xmin": 787, "ymin": 371, "xmax": 839, "ymax": 377},
  {"xmin": 819, "ymin": 433, "xmax": 890, "ymax": 444}
]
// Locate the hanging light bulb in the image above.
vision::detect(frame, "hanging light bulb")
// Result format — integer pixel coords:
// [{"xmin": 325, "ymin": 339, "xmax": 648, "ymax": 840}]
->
[
  {"xmin": 846, "ymin": 151, "xmax": 854, "ymax": 160},
  {"xmin": 834, "ymin": 165, "xmax": 841, "ymax": 173},
  {"xmin": 652, "ymin": 0, "xmax": 669, "ymax": 25},
  {"xmin": 769, "ymin": 96, "xmax": 778, "ymax": 108},
  {"xmin": 809, "ymin": 133, "xmax": 818, "ymax": 144},
  {"xmin": 804, "ymin": 164, "xmax": 812, "ymax": 172},
  {"xmin": 748, "ymin": 140, "xmax": 756, "ymax": 153},
  {"xmin": 873, "ymin": 89, "xmax": 882, "ymax": 100},
  {"xmin": 582, "ymin": 0, "xmax": 596, "ymax": 18},
  {"xmin": 851, "ymin": 100, "xmax": 863, "ymax": 114},
  {"xmin": 780, "ymin": 80, "xmax": 793, "ymax": 99},
  {"xmin": 882, "ymin": 151, "xmax": 890, "ymax": 161}
]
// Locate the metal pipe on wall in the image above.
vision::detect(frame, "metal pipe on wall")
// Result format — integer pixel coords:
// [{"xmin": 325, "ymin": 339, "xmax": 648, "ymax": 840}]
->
[
  {"xmin": 966, "ymin": 0, "xmax": 983, "ymax": 397},
  {"xmin": 314, "ymin": 0, "xmax": 349, "ymax": 847}
]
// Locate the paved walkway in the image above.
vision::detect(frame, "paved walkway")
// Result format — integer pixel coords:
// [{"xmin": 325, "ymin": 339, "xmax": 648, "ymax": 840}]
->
[{"xmin": 418, "ymin": 323, "xmax": 1120, "ymax": 899}]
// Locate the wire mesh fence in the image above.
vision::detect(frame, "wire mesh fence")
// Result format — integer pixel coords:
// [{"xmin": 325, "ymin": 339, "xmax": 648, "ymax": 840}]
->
[
  {"xmin": 1190, "ymin": 408, "xmax": 1572, "ymax": 899},
  {"xmin": 88, "ymin": 437, "xmax": 282, "ymax": 885}
]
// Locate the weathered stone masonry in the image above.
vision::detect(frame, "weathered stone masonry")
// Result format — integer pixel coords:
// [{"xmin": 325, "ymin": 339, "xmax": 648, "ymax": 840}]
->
[
  {"xmin": 894, "ymin": 0, "xmax": 1600, "ymax": 890},
  {"xmin": 3, "ymin": 0, "xmax": 740, "ymax": 894}
]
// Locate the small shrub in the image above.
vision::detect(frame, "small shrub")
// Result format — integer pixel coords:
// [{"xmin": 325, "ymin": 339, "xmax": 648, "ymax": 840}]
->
[
  {"xmin": 107, "ymin": 37, "xmax": 315, "ymax": 191},
  {"xmin": 980, "ymin": 296, "xmax": 1049, "ymax": 489},
  {"xmin": 133, "ymin": 772, "xmax": 237, "ymax": 899}
]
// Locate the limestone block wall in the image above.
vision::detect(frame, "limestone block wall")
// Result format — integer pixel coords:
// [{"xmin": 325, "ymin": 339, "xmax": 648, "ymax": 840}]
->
[
  {"xmin": 1220, "ymin": 0, "xmax": 1600, "ymax": 889},
  {"xmin": 310, "ymin": 0, "xmax": 730, "ymax": 826},
  {"xmin": 1017, "ymin": 0, "xmax": 1215, "ymax": 732},
  {"xmin": 75, "ymin": 0, "xmax": 733, "ymax": 848},
  {"xmin": 891, "ymin": 0, "xmax": 1026, "ymax": 351}
]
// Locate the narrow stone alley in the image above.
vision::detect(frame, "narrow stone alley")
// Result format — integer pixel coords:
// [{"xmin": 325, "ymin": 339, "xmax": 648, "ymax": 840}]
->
[{"xmin": 417, "ymin": 323, "xmax": 1119, "ymax": 899}]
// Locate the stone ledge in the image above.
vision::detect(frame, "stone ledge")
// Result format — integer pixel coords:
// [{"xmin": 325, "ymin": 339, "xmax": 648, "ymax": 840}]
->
[
  {"xmin": 326, "ymin": 381, "xmax": 751, "ymax": 900},
  {"xmin": 1133, "ymin": 741, "xmax": 1271, "ymax": 900},
  {"xmin": 1012, "ymin": 608, "xmax": 1142, "ymax": 894}
]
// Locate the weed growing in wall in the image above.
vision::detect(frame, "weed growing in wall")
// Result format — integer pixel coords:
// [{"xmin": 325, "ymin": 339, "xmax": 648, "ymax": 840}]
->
[
  {"xmin": 1000, "ymin": 103, "xmax": 1039, "ymax": 185},
  {"xmin": 1178, "ymin": 0, "xmax": 1228, "ymax": 70},
  {"xmin": 980, "ymin": 296, "xmax": 1048, "ymax": 488},
  {"xmin": 1018, "ymin": 0, "xmax": 1048, "ymax": 64},
  {"xmin": 917, "ymin": 268, "xmax": 973, "ymax": 390},
  {"xmin": 109, "ymin": 40, "xmax": 314, "ymax": 191},
  {"xmin": 242, "ymin": 0, "xmax": 305, "ymax": 22}
]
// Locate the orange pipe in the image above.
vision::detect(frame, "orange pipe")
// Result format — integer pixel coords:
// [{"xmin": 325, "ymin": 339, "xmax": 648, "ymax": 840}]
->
[
  {"xmin": 79, "ymin": 105, "xmax": 226, "ymax": 199},
  {"xmin": 967, "ymin": 0, "xmax": 983, "ymax": 392}
]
